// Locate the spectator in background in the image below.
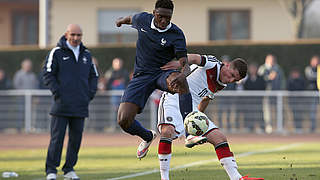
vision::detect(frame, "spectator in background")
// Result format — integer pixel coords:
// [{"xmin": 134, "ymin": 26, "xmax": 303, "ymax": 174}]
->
[
  {"xmin": 305, "ymin": 55, "xmax": 319, "ymax": 132},
  {"xmin": 287, "ymin": 68, "xmax": 306, "ymax": 133},
  {"xmin": 257, "ymin": 54, "xmax": 285, "ymax": 133},
  {"xmin": 13, "ymin": 58, "xmax": 39, "ymax": 89},
  {"xmin": 104, "ymin": 57, "xmax": 130, "ymax": 130},
  {"xmin": 104, "ymin": 57, "xmax": 130, "ymax": 91},
  {"xmin": 258, "ymin": 54, "xmax": 285, "ymax": 90},
  {"xmin": 243, "ymin": 63, "xmax": 266, "ymax": 132},
  {"xmin": 244, "ymin": 63, "xmax": 266, "ymax": 91},
  {"xmin": 0, "ymin": 69, "xmax": 12, "ymax": 89},
  {"xmin": 305, "ymin": 55, "xmax": 319, "ymax": 90}
]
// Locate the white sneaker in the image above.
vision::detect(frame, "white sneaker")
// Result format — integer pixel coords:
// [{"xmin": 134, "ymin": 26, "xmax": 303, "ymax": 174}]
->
[
  {"xmin": 185, "ymin": 135, "xmax": 207, "ymax": 148},
  {"xmin": 137, "ymin": 130, "xmax": 157, "ymax": 159},
  {"xmin": 64, "ymin": 171, "xmax": 80, "ymax": 180},
  {"xmin": 46, "ymin": 173, "xmax": 57, "ymax": 180}
]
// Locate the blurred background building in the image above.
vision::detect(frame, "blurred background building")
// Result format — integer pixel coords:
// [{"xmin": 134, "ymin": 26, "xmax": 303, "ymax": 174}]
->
[
  {"xmin": 0, "ymin": 0, "xmax": 38, "ymax": 46},
  {"xmin": 0, "ymin": 0, "xmax": 319, "ymax": 134},
  {"xmin": 1, "ymin": 0, "xmax": 320, "ymax": 47}
]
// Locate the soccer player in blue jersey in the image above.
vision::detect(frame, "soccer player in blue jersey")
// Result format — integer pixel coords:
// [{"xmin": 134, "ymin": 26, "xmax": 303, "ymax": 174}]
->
[{"xmin": 115, "ymin": 0, "xmax": 193, "ymax": 159}]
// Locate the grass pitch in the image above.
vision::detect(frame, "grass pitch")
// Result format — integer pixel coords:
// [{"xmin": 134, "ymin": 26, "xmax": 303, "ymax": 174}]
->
[{"xmin": 0, "ymin": 141, "xmax": 319, "ymax": 180}]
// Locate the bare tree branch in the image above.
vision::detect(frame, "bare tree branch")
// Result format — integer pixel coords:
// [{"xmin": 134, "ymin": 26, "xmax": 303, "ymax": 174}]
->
[{"xmin": 278, "ymin": 0, "xmax": 314, "ymax": 39}]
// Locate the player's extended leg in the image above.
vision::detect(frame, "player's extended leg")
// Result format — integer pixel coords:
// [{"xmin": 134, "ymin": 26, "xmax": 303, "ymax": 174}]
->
[
  {"xmin": 166, "ymin": 72, "xmax": 192, "ymax": 120},
  {"xmin": 206, "ymin": 129, "xmax": 241, "ymax": 180},
  {"xmin": 206, "ymin": 129, "xmax": 264, "ymax": 180},
  {"xmin": 117, "ymin": 102, "xmax": 155, "ymax": 152},
  {"xmin": 158, "ymin": 124, "xmax": 175, "ymax": 180}
]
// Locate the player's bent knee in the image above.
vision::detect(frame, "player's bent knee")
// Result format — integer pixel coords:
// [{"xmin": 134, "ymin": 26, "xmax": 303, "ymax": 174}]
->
[
  {"xmin": 160, "ymin": 124, "xmax": 175, "ymax": 138},
  {"xmin": 117, "ymin": 112, "xmax": 134, "ymax": 130},
  {"xmin": 117, "ymin": 103, "xmax": 138, "ymax": 130},
  {"xmin": 206, "ymin": 129, "xmax": 228, "ymax": 146}
]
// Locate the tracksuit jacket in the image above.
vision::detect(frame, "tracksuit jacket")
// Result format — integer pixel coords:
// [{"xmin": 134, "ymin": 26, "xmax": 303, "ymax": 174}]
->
[{"xmin": 43, "ymin": 36, "xmax": 99, "ymax": 118}]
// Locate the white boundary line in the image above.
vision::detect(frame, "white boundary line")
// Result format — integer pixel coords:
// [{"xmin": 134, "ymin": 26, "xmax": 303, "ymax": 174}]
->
[
  {"xmin": 32, "ymin": 143, "xmax": 302, "ymax": 180},
  {"xmin": 105, "ymin": 143, "xmax": 302, "ymax": 180}
]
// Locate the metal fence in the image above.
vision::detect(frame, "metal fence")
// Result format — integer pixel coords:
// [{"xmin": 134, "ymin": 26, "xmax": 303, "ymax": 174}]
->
[{"xmin": 0, "ymin": 90, "xmax": 318, "ymax": 134}]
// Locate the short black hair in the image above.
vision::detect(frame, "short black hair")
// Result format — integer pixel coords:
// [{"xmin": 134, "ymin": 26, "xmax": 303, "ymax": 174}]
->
[
  {"xmin": 231, "ymin": 58, "xmax": 247, "ymax": 79},
  {"xmin": 155, "ymin": 0, "xmax": 174, "ymax": 10}
]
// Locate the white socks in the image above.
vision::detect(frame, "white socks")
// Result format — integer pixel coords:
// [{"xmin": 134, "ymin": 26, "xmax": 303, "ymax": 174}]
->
[
  {"xmin": 220, "ymin": 156, "xmax": 242, "ymax": 180},
  {"xmin": 158, "ymin": 154, "xmax": 172, "ymax": 180},
  {"xmin": 158, "ymin": 154, "xmax": 241, "ymax": 180}
]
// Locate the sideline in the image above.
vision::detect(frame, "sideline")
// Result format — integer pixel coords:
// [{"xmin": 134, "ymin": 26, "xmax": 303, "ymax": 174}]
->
[{"xmin": 106, "ymin": 143, "xmax": 302, "ymax": 180}]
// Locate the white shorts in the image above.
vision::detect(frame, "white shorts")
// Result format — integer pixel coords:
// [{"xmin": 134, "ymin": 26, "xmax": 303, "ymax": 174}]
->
[{"xmin": 157, "ymin": 93, "xmax": 218, "ymax": 138}]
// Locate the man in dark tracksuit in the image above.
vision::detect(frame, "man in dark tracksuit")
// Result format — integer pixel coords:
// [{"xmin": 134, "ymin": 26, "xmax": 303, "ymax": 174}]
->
[{"xmin": 43, "ymin": 24, "xmax": 98, "ymax": 180}]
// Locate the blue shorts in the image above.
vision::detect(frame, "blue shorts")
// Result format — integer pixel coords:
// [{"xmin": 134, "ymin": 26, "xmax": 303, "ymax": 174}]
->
[{"xmin": 121, "ymin": 70, "xmax": 177, "ymax": 113}]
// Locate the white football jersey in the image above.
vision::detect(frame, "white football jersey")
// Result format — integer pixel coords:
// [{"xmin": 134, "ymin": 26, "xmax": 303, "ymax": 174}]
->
[
  {"xmin": 162, "ymin": 55, "xmax": 227, "ymax": 110},
  {"xmin": 157, "ymin": 55, "xmax": 225, "ymax": 135}
]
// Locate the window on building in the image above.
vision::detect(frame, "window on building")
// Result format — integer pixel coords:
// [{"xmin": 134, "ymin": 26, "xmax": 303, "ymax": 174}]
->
[
  {"xmin": 12, "ymin": 11, "xmax": 38, "ymax": 45},
  {"xmin": 98, "ymin": 9, "xmax": 139, "ymax": 43},
  {"xmin": 209, "ymin": 10, "xmax": 250, "ymax": 41}
]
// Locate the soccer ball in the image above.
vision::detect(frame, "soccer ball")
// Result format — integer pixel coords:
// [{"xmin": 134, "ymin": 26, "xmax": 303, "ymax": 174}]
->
[{"xmin": 184, "ymin": 111, "xmax": 209, "ymax": 136}]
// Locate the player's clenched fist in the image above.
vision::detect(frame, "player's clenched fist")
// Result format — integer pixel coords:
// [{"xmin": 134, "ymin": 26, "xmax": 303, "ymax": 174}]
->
[{"xmin": 116, "ymin": 16, "xmax": 132, "ymax": 27}]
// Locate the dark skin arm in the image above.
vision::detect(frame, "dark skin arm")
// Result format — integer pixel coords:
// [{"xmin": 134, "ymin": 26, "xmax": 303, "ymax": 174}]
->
[
  {"xmin": 179, "ymin": 57, "xmax": 191, "ymax": 76},
  {"xmin": 161, "ymin": 54, "xmax": 202, "ymax": 70},
  {"xmin": 116, "ymin": 16, "xmax": 132, "ymax": 27},
  {"xmin": 169, "ymin": 57, "xmax": 191, "ymax": 91}
]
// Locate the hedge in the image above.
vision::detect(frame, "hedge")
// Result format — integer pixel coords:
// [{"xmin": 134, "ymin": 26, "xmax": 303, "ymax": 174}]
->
[{"xmin": 0, "ymin": 42, "xmax": 319, "ymax": 79}]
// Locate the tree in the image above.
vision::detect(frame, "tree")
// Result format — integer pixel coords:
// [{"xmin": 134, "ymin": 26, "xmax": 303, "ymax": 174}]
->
[{"xmin": 279, "ymin": 0, "xmax": 314, "ymax": 39}]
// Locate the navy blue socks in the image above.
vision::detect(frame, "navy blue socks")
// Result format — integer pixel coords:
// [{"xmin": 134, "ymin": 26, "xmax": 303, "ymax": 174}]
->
[
  {"xmin": 123, "ymin": 120, "xmax": 153, "ymax": 142},
  {"xmin": 179, "ymin": 92, "xmax": 193, "ymax": 120}
]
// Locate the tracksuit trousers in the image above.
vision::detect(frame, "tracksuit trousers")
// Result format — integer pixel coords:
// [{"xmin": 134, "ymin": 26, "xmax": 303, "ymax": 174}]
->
[{"xmin": 45, "ymin": 115, "xmax": 85, "ymax": 175}]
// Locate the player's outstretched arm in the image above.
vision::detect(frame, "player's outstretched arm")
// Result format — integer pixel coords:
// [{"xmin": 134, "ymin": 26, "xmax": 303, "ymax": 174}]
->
[
  {"xmin": 160, "ymin": 54, "xmax": 202, "ymax": 71},
  {"xmin": 115, "ymin": 16, "xmax": 132, "ymax": 27}
]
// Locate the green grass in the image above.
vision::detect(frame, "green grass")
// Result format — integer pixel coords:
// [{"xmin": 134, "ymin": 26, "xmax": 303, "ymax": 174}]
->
[{"xmin": 0, "ymin": 142, "xmax": 320, "ymax": 180}]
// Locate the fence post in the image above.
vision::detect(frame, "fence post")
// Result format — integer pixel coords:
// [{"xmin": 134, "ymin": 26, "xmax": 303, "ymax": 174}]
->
[
  {"xmin": 150, "ymin": 101, "xmax": 157, "ymax": 131},
  {"xmin": 24, "ymin": 91, "xmax": 32, "ymax": 133},
  {"xmin": 276, "ymin": 92, "xmax": 283, "ymax": 133}
]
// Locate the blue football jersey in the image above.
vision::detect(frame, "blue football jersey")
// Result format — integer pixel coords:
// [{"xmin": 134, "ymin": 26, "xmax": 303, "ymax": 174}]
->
[{"xmin": 131, "ymin": 12, "xmax": 187, "ymax": 73}]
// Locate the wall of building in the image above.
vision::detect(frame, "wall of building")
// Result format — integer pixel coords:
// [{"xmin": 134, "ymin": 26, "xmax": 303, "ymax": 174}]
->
[
  {"xmin": 0, "ymin": 7, "xmax": 11, "ymax": 46},
  {"xmin": 51, "ymin": 0, "xmax": 152, "ymax": 46},
  {"xmin": 174, "ymin": 0, "xmax": 293, "ymax": 42},
  {"xmin": 0, "ymin": 2, "xmax": 38, "ymax": 47},
  {"xmin": 50, "ymin": 0, "xmax": 294, "ymax": 46}
]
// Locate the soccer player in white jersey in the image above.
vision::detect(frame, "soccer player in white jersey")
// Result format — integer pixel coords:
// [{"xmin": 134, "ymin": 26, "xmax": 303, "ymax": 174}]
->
[{"xmin": 153, "ymin": 54, "xmax": 264, "ymax": 180}]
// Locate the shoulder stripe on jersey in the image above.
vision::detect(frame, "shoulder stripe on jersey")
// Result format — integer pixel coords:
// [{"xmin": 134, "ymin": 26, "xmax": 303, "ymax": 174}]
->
[
  {"xmin": 46, "ymin": 47, "xmax": 60, "ymax": 72},
  {"xmin": 207, "ymin": 55, "xmax": 220, "ymax": 63},
  {"xmin": 200, "ymin": 55, "xmax": 206, "ymax": 66}
]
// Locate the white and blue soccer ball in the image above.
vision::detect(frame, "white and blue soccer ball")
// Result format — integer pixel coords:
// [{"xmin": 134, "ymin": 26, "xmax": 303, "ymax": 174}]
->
[{"xmin": 184, "ymin": 111, "xmax": 209, "ymax": 136}]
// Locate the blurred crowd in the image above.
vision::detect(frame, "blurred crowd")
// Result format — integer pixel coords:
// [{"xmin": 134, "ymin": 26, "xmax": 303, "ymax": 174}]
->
[
  {"xmin": 0, "ymin": 54, "xmax": 319, "ymax": 133},
  {"xmin": 217, "ymin": 54, "xmax": 319, "ymax": 134},
  {"xmin": 1, "ymin": 54, "xmax": 318, "ymax": 92}
]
